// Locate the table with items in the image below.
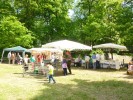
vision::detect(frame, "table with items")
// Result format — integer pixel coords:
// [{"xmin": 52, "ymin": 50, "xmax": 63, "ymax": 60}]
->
[{"xmin": 100, "ymin": 60, "xmax": 121, "ymax": 70}]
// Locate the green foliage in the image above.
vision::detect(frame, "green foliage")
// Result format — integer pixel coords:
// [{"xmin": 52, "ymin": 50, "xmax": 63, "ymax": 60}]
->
[
  {"xmin": 13, "ymin": 0, "xmax": 73, "ymax": 46},
  {"xmin": 115, "ymin": 0, "xmax": 133, "ymax": 46},
  {"xmin": 90, "ymin": 49, "xmax": 104, "ymax": 56},
  {"xmin": 0, "ymin": 0, "xmax": 15, "ymax": 18},
  {"xmin": 0, "ymin": 16, "xmax": 33, "ymax": 48},
  {"xmin": 0, "ymin": 0, "xmax": 132, "ymax": 50},
  {"xmin": 73, "ymin": 0, "xmax": 133, "ymax": 47}
]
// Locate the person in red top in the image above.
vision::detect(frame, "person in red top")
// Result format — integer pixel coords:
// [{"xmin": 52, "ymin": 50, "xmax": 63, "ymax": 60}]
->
[{"xmin": 37, "ymin": 54, "xmax": 42, "ymax": 64}]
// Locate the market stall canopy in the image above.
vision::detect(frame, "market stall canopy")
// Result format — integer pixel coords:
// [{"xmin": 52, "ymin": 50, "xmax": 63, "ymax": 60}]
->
[
  {"xmin": 4, "ymin": 46, "xmax": 29, "ymax": 52},
  {"xmin": 93, "ymin": 43, "xmax": 127, "ymax": 59},
  {"xmin": 29, "ymin": 48, "xmax": 63, "ymax": 60},
  {"xmin": 29, "ymin": 48, "xmax": 63, "ymax": 53},
  {"xmin": 93, "ymin": 43, "xmax": 127, "ymax": 51},
  {"xmin": 42, "ymin": 40, "xmax": 92, "ymax": 51},
  {"xmin": 1, "ymin": 46, "xmax": 29, "ymax": 62}
]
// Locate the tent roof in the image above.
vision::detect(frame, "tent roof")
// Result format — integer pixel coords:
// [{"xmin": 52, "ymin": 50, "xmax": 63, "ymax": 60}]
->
[
  {"xmin": 93, "ymin": 43, "xmax": 127, "ymax": 50},
  {"xmin": 29, "ymin": 48, "xmax": 63, "ymax": 53},
  {"xmin": 4, "ymin": 46, "xmax": 29, "ymax": 52},
  {"xmin": 42, "ymin": 40, "xmax": 92, "ymax": 51}
]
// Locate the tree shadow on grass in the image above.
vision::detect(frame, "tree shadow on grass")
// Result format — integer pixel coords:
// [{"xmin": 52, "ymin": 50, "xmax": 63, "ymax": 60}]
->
[
  {"xmin": 13, "ymin": 68, "xmax": 67, "ymax": 79},
  {"xmin": 30, "ymin": 78, "xmax": 133, "ymax": 100},
  {"xmin": 13, "ymin": 71, "xmax": 45, "ymax": 79},
  {"xmin": 123, "ymin": 74, "xmax": 133, "ymax": 79}
]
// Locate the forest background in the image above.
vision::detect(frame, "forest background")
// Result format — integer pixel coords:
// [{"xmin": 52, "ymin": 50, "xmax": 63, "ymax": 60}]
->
[{"xmin": 0, "ymin": 0, "xmax": 132, "ymax": 54}]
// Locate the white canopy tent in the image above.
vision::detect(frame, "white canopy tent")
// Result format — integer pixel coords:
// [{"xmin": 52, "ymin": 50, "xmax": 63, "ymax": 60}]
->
[
  {"xmin": 93, "ymin": 43, "xmax": 127, "ymax": 50},
  {"xmin": 29, "ymin": 48, "xmax": 63, "ymax": 60},
  {"xmin": 29, "ymin": 48, "xmax": 63, "ymax": 53},
  {"xmin": 93, "ymin": 43, "xmax": 127, "ymax": 59},
  {"xmin": 42, "ymin": 40, "xmax": 92, "ymax": 51}
]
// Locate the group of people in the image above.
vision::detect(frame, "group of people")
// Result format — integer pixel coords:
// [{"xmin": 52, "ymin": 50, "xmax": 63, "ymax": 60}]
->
[
  {"xmin": 6, "ymin": 51, "xmax": 73, "ymax": 84},
  {"xmin": 61, "ymin": 56, "xmax": 72, "ymax": 76},
  {"xmin": 86, "ymin": 52, "xmax": 101, "ymax": 69},
  {"xmin": 7, "ymin": 52, "xmax": 35, "ymax": 66},
  {"xmin": 23, "ymin": 54, "xmax": 56, "ymax": 84},
  {"xmin": 61, "ymin": 51, "xmax": 72, "ymax": 76},
  {"xmin": 7, "ymin": 52, "xmax": 23, "ymax": 65},
  {"xmin": 24, "ymin": 53, "xmax": 48, "ymax": 71},
  {"xmin": 60, "ymin": 51, "xmax": 102, "ymax": 76},
  {"xmin": 74, "ymin": 55, "xmax": 82, "ymax": 67},
  {"xmin": 74, "ymin": 52, "xmax": 101, "ymax": 69},
  {"xmin": 6, "ymin": 51, "xmax": 102, "ymax": 84}
]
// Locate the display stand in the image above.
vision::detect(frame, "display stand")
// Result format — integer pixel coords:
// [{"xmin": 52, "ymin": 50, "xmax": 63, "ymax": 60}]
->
[{"xmin": 100, "ymin": 60, "xmax": 121, "ymax": 70}]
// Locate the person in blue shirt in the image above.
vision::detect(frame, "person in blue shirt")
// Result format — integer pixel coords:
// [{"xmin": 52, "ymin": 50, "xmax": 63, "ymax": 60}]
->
[{"xmin": 92, "ymin": 53, "xmax": 96, "ymax": 69}]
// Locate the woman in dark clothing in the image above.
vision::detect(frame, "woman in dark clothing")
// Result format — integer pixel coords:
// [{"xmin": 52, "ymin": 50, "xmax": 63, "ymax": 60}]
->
[
  {"xmin": 67, "ymin": 59, "xmax": 72, "ymax": 74},
  {"xmin": 65, "ymin": 51, "xmax": 72, "ymax": 74}
]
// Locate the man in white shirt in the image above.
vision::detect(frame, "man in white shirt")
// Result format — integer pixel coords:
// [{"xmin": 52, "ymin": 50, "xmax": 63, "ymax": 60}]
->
[
  {"xmin": 96, "ymin": 53, "xmax": 101, "ymax": 69},
  {"xmin": 85, "ymin": 54, "xmax": 90, "ymax": 69},
  {"xmin": 51, "ymin": 52, "xmax": 57, "ymax": 69},
  {"xmin": 92, "ymin": 53, "xmax": 96, "ymax": 69},
  {"xmin": 7, "ymin": 52, "xmax": 11, "ymax": 64},
  {"xmin": 51, "ymin": 53, "xmax": 55, "ymax": 63}
]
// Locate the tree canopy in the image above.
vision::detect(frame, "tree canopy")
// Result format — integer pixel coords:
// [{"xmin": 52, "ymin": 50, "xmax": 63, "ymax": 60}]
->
[{"xmin": 0, "ymin": 0, "xmax": 132, "ymax": 50}]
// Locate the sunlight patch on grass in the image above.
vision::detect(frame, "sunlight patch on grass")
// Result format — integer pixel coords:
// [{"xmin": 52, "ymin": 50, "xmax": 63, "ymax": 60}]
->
[{"xmin": 0, "ymin": 64, "xmax": 133, "ymax": 100}]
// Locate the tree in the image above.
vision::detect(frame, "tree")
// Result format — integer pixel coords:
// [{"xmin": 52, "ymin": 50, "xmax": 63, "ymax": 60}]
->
[
  {"xmin": 72, "ymin": 0, "xmax": 128, "ymax": 46},
  {"xmin": 0, "ymin": 16, "xmax": 33, "ymax": 48},
  {"xmin": 115, "ymin": 0, "xmax": 133, "ymax": 47},
  {"xmin": 0, "ymin": 0, "xmax": 15, "ymax": 18},
  {"xmin": 14, "ymin": 0, "xmax": 73, "ymax": 46},
  {"xmin": 72, "ymin": 0, "xmax": 106, "ymax": 45}
]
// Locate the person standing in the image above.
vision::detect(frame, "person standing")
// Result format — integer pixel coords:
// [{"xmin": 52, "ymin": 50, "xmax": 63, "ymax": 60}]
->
[
  {"xmin": 30, "ymin": 55, "xmax": 36, "ymax": 70},
  {"xmin": 24, "ymin": 54, "xmax": 29, "ymax": 66},
  {"xmin": 51, "ymin": 52, "xmax": 56, "ymax": 68},
  {"xmin": 89, "ymin": 56, "xmax": 93, "ymax": 69},
  {"xmin": 23, "ymin": 54, "xmax": 29, "ymax": 71},
  {"xmin": 47, "ymin": 63, "xmax": 56, "ymax": 84},
  {"xmin": 11, "ymin": 52, "xmax": 16, "ymax": 64},
  {"xmin": 85, "ymin": 54, "xmax": 90, "ymax": 69},
  {"xmin": 19, "ymin": 55, "xmax": 23, "ymax": 65},
  {"xmin": 7, "ymin": 51, "xmax": 11, "ymax": 64},
  {"xmin": 77, "ymin": 54, "xmax": 82, "ymax": 67},
  {"xmin": 16, "ymin": 53, "xmax": 21, "ymax": 64},
  {"xmin": 92, "ymin": 53, "xmax": 96, "ymax": 69},
  {"xmin": 96, "ymin": 53, "xmax": 101, "ymax": 69},
  {"xmin": 51, "ymin": 53, "xmax": 55, "ymax": 62},
  {"xmin": 62, "ymin": 57, "xmax": 68, "ymax": 76},
  {"xmin": 66, "ymin": 51, "xmax": 72, "ymax": 74},
  {"xmin": 37, "ymin": 53, "xmax": 42, "ymax": 65}
]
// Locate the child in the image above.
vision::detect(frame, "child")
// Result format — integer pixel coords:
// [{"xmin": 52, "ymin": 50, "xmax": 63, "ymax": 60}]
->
[
  {"xmin": 46, "ymin": 63, "xmax": 56, "ymax": 84},
  {"xmin": 62, "ymin": 57, "xmax": 68, "ymax": 76}
]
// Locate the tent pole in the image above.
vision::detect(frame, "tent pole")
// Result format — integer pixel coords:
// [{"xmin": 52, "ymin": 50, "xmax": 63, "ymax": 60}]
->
[{"xmin": 1, "ymin": 50, "xmax": 5, "ymax": 63}]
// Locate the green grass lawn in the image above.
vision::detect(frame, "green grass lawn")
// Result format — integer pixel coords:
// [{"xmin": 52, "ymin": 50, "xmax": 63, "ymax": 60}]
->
[{"xmin": 0, "ymin": 64, "xmax": 133, "ymax": 100}]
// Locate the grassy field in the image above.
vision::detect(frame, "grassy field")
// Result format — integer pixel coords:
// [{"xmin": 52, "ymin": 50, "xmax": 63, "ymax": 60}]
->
[{"xmin": 0, "ymin": 64, "xmax": 133, "ymax": 100}]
